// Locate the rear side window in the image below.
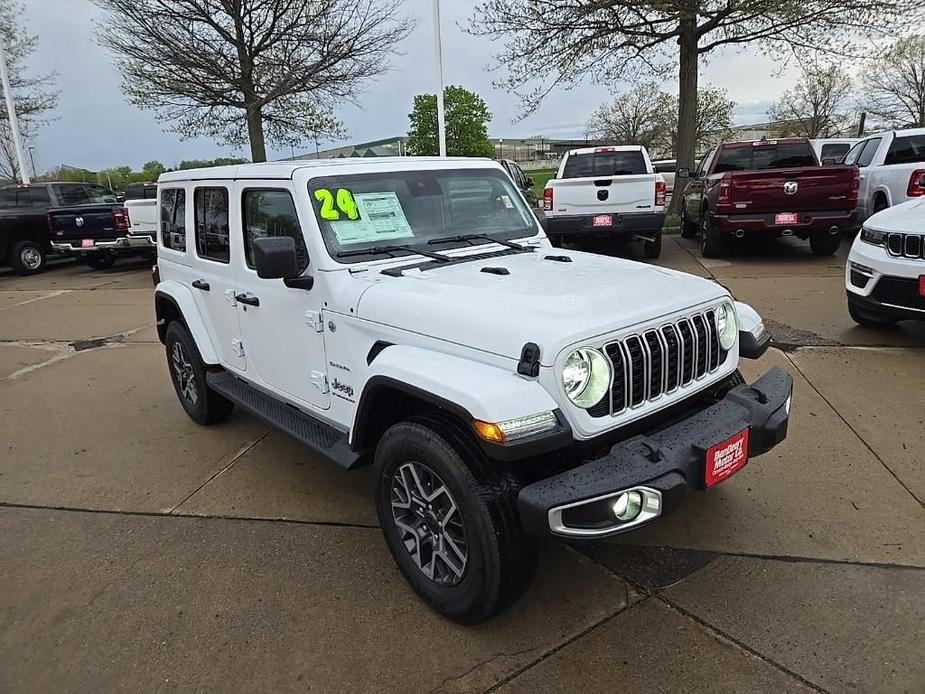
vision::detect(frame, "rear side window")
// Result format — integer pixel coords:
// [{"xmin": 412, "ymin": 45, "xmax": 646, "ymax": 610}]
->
[
  {"xmin": 857, "ymin": 138, "xmax": 882, "ymax": 168},
  {"xmin": 242, "ymin": 189, "xmax": 308, "ymax": 273},
  {"xmin": 653, "ymin": 161, "xmax": 676, "ymax": 174},
  {"xmin": 714, "ymin": 143, "xmax": 816, "ymax": 172},
  {"xmin": 884, "ymin": 135, "xmax": 925, "ymax": 165},
  {"xmin": 194, "ymin": 188, "xmax": 230, "ymax": 263},
  {"xmin": 160, "ymin": 188, "xmax": 187, "ymax": 252},
  {"xmin": 562, "ymin": 151, "xmax": 647, "ymax": 178},
  {"xmin": 52, "ymin": 185, "xmax": 91, "ymax": 206},
  {"xmin": 0, "ymin": 187, "xmax": 50, "ymax": 207},
  {"xmin": 819, "ymin": 143, "xmax": 851, "ymax": 161}
]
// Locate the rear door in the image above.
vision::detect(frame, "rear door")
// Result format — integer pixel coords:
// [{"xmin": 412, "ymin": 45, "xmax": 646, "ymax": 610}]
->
[{"xmin": 553, "ymin": 150, "xmax": 655, "ymax": 215}]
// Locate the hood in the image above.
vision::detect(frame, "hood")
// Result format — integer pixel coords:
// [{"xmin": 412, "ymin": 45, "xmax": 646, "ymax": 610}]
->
[
  {"xmin": 355, "ymin": 250, "xmax": 728, "ymax": 364},
  {"xmin": 866, "ymin": 198, "xmax": 925, "ymax": 233}
]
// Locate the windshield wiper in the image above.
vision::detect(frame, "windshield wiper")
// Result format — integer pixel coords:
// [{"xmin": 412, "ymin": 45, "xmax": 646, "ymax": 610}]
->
[
  {"xmin": 427, "ymin": 233, "xmax": 526, "ymax": 250},
  {"xmin": 335, "ymin": 244, "xmax": 449, "ymax": 262}
]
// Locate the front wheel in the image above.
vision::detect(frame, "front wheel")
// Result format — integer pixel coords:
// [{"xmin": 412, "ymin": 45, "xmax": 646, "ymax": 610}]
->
[
  {"xmin": 10, "ymin": 240, "xmax": 46, "ymax": 275},
  {"xmin": 642, "ymin": 228, "xmax": 662, "ymax": 259},
  {"xmin": 680, "ymin": 208, "xmax": 698, "ymax": 238},
  {"xmin": 700, "ymin": 214, "xmax": 724, "ymax": 258},
  {"xmin": 374, "ymin": 417, "xmax": 537, "ymax": 624},
  {"xmin": 809, "ymin": 232, "xmax": 840, "ymax": 256},
  {"xmin": 164, "ymin": 322, "xmax": 234, "ymax": 425}
]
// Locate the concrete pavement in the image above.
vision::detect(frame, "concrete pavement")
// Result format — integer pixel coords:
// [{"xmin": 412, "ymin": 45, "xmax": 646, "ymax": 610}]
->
[{"xmin": 1, "ymin": 240, "xmax": 923, "ymax": 693}]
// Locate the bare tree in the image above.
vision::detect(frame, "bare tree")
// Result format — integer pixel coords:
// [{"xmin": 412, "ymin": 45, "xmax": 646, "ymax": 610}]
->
[
  {"xmin": 95, "ymin": 0, "xmax": 412, "ymax": 162},
  {"xmin": 586, "ymin": 82, "xmax": 671, "ymax": 152},
  {"xmin": 468, "ymin": 0, "xmax": 920, "ymax": 213},
  {"xmin": 862, "ymin": 35, "xmax": 925, "ymax": 128},
  {"xmin": 0, "ymin": 0, "xmax": 58, "ymax": 181},
  {"xmin": 768, "ymin": 63, "xmax": 854, "ymax": 137}
]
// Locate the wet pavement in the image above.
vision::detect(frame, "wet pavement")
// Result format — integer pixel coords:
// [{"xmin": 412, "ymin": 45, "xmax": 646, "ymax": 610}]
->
[{"xmin": 1, "ymin": 238, "xmax": 923, "ymax": 693}]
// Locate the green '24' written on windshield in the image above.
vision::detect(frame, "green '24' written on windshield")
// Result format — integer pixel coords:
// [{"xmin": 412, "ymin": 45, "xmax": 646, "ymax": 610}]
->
[{"xmin": 314, "ymin": 188, "xmax": 361, "ymax": 221}]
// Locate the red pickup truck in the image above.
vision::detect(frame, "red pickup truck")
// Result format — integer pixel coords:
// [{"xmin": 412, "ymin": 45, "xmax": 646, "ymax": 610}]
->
[{"xmin": 679, "ymin": 138, "xmax": 859, "ymax": 257}]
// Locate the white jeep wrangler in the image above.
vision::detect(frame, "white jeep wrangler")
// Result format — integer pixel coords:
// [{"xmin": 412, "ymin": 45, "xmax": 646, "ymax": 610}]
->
[{"xmin": 154, "ymin": 158, "xmax": 792, "ymax": 624}]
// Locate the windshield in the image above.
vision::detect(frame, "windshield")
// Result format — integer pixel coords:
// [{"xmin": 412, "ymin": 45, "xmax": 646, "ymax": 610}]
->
[
  {"xmin": 714, "ymin": 143, "xmax": 817, "ymax": 173},
  {"xmin": 308, "ymin": 168, "xmax": 538, "ymax": 262}
]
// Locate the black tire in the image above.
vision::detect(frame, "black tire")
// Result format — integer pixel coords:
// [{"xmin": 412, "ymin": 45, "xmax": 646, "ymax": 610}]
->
[
  {"xmin": 374, "ymin": 417, "xmax": 537, "ymax": 624},
  {"xmin": 9, "ymin": 239, "xmax": 46, "ymax": 275},
  {"xmin": 872, "ymin": 196, "xmax": 889, "ymax": 215},
  {"xmin": 700, "ymin": 214, "xmax": 724, "ymax": 258},
  {"xmin": 680, "ymin": 208, "xmax": 698, "ymax": 238},
  {"xmin": 643, "ymin": 228, "xmax": 662, "ymax": 259},
  {"xmin": 809, "ymin": 232, "xmax": 840, "ymax": 256},
  {"xmin": 164, "ymin": 322, "xmax": 234, "ymax": 425},
  {"xmin": 848, "ymin": 300, "xmax": 895, "ymax": 328},
  {"xmin": 86, "ymin": 253, "xmax": 116, "ymax": 270}
]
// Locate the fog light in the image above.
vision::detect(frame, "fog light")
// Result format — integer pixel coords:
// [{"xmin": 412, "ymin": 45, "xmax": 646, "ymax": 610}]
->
[{"xmin": 612, "ymin": 491, "xmax": 643, "ymax": 522}]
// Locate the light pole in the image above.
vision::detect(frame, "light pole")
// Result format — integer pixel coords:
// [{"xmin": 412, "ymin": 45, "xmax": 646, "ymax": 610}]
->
[
  {"xmin": 27, "ymin": 146, "xmax": 37, "ymax": 178},
  {"xmin": 432, "ymin": 0, "xmax": 447, "ymax": 157},
  {"xmin": 0, "ymin": 46, "xmax": 29, "ymax": 183}
]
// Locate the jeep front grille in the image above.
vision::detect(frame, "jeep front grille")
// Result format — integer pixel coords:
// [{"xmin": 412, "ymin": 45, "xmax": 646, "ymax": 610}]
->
[
  {"xmin": 886, "ymin": 233, "xmax": 924, "ymax": 260},
  {"xmin": 588, "ymin": 310, "xmax": 727, "ymax": 418}
]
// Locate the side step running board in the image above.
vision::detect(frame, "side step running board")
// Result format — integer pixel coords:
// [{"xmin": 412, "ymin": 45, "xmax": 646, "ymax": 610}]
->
[{"xmin": 206, "ymin": 370, "xmax": 363, "ymax": 470}]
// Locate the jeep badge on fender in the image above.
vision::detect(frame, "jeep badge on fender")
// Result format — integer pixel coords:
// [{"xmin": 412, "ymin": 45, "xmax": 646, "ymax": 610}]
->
[{"xmin": 153, "ymin": 158, "xmax": 792, "ymax": 624}]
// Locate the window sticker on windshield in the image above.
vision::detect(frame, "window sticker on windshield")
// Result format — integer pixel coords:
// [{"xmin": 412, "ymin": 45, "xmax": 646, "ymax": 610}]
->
[
  {"xmin": 328, "ymin": 192, "xmax": 414, "ymax": 244},
  {"xmin": 500, "ymin": 195, "xmax": 513, "ymax": 209}
]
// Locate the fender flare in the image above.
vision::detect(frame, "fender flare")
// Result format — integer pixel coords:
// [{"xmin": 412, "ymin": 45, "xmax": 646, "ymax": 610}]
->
[
  {"xmin": 154, "ymin": 281, "xmax": 220, "ymax": 364},
  {"xmin": 352, "ymin": 345, "xmax": 565, "ymax": 454}
]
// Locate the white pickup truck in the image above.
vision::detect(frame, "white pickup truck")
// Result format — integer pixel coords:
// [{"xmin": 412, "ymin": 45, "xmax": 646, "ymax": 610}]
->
[
  {"xmin": 123, "ymin": 182, "xmax": 158, "ymax": 259},
  {"xmin": 542, "ymin": 145, "xmax": 666, "ymax": 258},
  {"xmin": 842, "ymin": 128, "xmax": 925, "ymax": 224}
]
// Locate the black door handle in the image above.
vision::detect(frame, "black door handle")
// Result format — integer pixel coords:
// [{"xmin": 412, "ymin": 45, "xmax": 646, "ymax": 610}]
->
[
  {"xmin": 235, "ymin": 293, "xmax": 260, "ymax": 307},
  {"xmin": 192, "ymin": 280, "xmax": 210, "ymax": 291}
]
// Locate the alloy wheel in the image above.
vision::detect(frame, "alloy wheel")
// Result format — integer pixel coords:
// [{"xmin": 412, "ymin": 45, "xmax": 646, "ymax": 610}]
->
[
  {"xmin": 170, "ymin": 342, "xmax": 199, "ymax": 406},
  {"xmin": 21, "ymin": 247, "xmax": 42, "ymax": 270},
  {"xmin": 389, "ymin": 461, "xmax": 468, "ymax": 586}
]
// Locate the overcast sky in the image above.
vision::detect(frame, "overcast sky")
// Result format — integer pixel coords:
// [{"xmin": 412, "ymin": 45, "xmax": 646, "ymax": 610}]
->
[{"xmin": 24, "ymin": 0, "xmax": 801, "ymax": 172}]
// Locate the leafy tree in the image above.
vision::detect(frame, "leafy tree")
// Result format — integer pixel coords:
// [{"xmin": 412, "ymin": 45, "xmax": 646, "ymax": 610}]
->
[
  {"xmin": 178, "ymin": 157, "xmax": 249, "ymax": 170},
  {"xmin": 406, "ymin": 86, "xmax": 494, "ymax": 157},
  {"xmin": 862, "ymin": 35, "xmax": 925, "ymax": 128},
  {"xmin": 468, "ymin": 0, "xmax": 920, "ymax": 213},
  {"xmin": 141, "ymin": 160, "xmax": 166, "ymax": 179},
  {"xmin": 94, "ymin": 0, "xmax": 412, "ymax": 163},
  {"xmin": 768, "ymin": 63, "xmax": 854, "ymax": 137},
  {"xmin": 587, "ymin": 82, "xmax": 734, "ymax": 158},
  {"xmin": 0, "ymin": 0, "xmax": 58, "ymax": 181}
]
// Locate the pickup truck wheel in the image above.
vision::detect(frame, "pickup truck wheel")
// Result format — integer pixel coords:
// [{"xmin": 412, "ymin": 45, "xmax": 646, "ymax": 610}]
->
[
  {"xmin": 374, "ymin": 417, "xmax": 537, "ymax": 624},
  {"xmin": 809, "ymin": 232, "xmax": 840, "ymax": 256},
  {"xmin": 642, "ymin": 228, "xmax": 662, "ymax": 259},
  {"xmin": 10, "ymin": 240, "xmax": 46, "ymax": 275},
  {"xmin": 164, "ymin": 322, "xmax": 234, "ymax": 425},
  {"xmin": 86, "ymin": 253, "xmax": 116, "ymax": 270},
  {"xmin": 700, "ymin": 215, "xmax": 724, "ymax": 258},
  {"xmin": 680, "ymin": 209, "xmax": 698, "ymax": 238},
  {"xmin": 848, "ymin": 300, "xmax": 895, "ymax": 328}
]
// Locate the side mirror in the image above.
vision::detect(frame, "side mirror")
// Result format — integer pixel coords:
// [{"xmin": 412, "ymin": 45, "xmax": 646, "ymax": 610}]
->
[
  {"xmin": 677, "ymin": 168, "xmax": 691, "ymax": 179},
  {"xmin": 252, "ymin": 236, "xmax": 300, "ymax": 280},
  {"xmin": 822, "ymin": 158, "xmax": 837, "ymax": 166},
  {"xmin": 526, "ymin": 176, "xmax": 534, "ymax": 187}
]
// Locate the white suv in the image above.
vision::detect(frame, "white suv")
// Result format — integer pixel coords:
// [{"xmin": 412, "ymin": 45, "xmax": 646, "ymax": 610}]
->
[
  {"xmin": 154, "ymin": 158, "xmax": 792, "ymax": 623},
  {"xmin": 847, "ymin": 198, "xmax": 925, "ymax": 325}
]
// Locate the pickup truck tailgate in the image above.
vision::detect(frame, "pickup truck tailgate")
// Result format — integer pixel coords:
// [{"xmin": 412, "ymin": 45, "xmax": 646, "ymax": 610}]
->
[
  {"xmin": 551, "ymin": 175, "xmax": 656, "ymax": 215},
  {"xmin": 729, "ymin": 166, "xmax": 855, "ymax": 213},
  {"xmin": 47, "ymin": 204, "xmax": 124, "ymax": 241}
]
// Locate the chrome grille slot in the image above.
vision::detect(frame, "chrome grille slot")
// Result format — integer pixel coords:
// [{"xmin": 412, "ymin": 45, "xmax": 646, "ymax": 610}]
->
[{"xmin": 588, "ymin": 309, "xmax": 730, "ymax": 418}]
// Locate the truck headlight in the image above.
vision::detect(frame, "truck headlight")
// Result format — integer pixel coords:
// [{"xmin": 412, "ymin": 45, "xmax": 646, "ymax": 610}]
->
[
  {"xmin": 562, "ymin": 348, "xmax": 610, "ymax": 408},
  {"xmin": 715, "ymin": 302, "xmax": 737, "ymax": 351}
]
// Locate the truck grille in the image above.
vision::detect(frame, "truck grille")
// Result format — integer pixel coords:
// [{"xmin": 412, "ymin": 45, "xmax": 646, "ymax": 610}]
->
[
  {"xmin": 887, "ymin": 233, "xmax": 924, "ymax": 260},
  {"xmin": 588, "ymin": 310, "xmax": 727, "ymax": 418}
]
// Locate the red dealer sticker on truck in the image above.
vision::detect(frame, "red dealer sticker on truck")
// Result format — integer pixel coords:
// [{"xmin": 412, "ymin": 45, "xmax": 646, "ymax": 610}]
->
[
  {"xmin": 592, "ymin": 215, "xmax": 613, "ymax": 227},
  {"xmin": 774, "ymin": 213, "xmax": 798, "ymax": 225},
  {"xmin": 705, "ymin": 428, "xmax": 750, "ymax": 487}
]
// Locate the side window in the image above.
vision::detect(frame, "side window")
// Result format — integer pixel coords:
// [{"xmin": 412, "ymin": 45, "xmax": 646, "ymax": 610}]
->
[
  {"xmin": 160, "ymin": 188, "xmax": 187, "ymax": 252},
  {"xmin": 0, "ymin": 188, "xmax": 16, "ymax": 207},
  {"xmin": 696, "ymin": 150, "xmax": 713, "ymax": 176},
  {"xmin": 242, "ymin": 189, "xmax": 308, "ymax": 273},
  {"xmin": 86, "ymin": 184, "xmax": 117, "ymax": 203},
  {"xmin": 23, "ymin": 187, "xmax": 51, "ymax": 207},
  {"xmin": 842, "ymin": 141, "xmax": 865, "ymax": 165},
  {"xmin": 53, "ymin": 185, "xmax": 91, "ymax": 206},
  {"xmin": 857, "ymin": 138, "xmax": 881, "ymax": 168},
  {"xmin": 194, "ymin": 187, "xmax": 230, "ymax": 263},
  {"xmin": 513, "ymin": 163, "xmax": 527, "ymax": 188}
]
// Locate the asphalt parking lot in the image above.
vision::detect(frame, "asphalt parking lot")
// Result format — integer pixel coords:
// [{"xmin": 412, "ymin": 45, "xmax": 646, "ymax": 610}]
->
[{"xmin": 1, "ymin": 236, "xmax": 923, "ymax": 693}]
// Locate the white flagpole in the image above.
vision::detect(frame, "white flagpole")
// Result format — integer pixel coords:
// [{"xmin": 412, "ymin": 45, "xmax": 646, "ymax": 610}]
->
[
  {"xmin": 0, "ymin": 46, "xmax": 30, "ymax": 184},
  {"xmin": 432, "ymin": 0, "xmax": 447, "ymax": 157}
]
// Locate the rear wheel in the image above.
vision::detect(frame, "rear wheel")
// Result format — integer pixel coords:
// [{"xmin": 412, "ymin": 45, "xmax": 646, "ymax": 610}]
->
[
  {"xmin": 10, "ymin": 240, "xmax": 46, "ymax": 275},
  {"xmin": 374, "ymin": 417, "xmax": 537, "ymax": 624},
  {"xmin": 642, "ymin": 228, "xmax": 662, "ymax": 259},
  {"xmin": 700, "ymin": 214, "xmax": 724, "ymax": 258},
  {"xmin": 848, "ymin": 300, "xmax": 895, "ymax": 328},
  {"xmin": 164, "ymin": 322, "xmax": 234, "ymax": 425},
  {"xmin": 809, "ymin": 232, "xmax": 840, "ymax": 256}
]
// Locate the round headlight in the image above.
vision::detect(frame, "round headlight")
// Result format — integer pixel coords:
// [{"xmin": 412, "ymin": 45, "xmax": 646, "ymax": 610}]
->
[
  {"xmin": 715, "ymin": 302, "xmax": 737, "ymax": 351},
  {"xmin": 562, "ymin": 348, "xmax": 611, "ymax": 408}
]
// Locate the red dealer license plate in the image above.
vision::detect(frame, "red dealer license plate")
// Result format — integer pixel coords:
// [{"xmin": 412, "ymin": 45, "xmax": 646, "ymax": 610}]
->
[
  {"xmin": 705, "ymin": 428, "xmax": 750, "ymax": 487},
  {"xmin": 774, "ymin": 212, "xmax": 798, "ymax": 225},
  {"xmin": 81, "ymin": 239, "xmax": 95, "ymax": 248},
  {"xmin": 592, "ymin": 215, "xmax": 613, "ymax": 227}
]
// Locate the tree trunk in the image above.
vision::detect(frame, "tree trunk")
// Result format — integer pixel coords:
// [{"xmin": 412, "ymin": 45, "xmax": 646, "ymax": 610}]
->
[
  {"xmin": 668, "ymin": 13, "xmax": 699, "ymax": 217},
  {"xmin": 246, "ymin": 103, "xmax": 267, "ymax": 162}
]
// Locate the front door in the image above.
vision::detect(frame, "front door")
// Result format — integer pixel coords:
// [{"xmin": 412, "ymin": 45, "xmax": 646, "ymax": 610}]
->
[{"xmin": 233, "ymin": 183, "xmax": 330, "ymax": 411}]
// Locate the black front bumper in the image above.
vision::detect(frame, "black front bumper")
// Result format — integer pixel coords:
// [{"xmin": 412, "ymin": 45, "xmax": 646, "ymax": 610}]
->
[
  {"xmin": 518, "ymin": 367, "xmax": 793, "ymax": 539},
  {"xmin": 546, "ymin": 212, "xmax": 665, "ymax": 239},
  {"xmin": 848, "ymin": 283, "xmax": 925, "ymax": 323}
]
